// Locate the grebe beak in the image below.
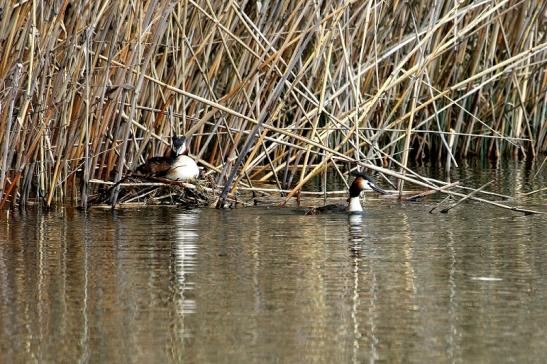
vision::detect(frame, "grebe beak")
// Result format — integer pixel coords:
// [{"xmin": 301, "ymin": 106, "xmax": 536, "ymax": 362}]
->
[
  {"xmin": 368, "ymin": 182, "xmax": 387, "ymax": 195},
  {"xmin": 352, "ymin": 171, "xmax": 388, "ymax": 195}
]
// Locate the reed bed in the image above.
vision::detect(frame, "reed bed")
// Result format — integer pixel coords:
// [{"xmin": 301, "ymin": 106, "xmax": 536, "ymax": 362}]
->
[{"xmin": 0, "ymin": 0, "xmax": 546, "ymax": 209}]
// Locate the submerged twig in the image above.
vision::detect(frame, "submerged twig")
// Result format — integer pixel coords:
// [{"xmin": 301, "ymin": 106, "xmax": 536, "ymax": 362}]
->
[{"xmin": 440, "ymin": 180, "xmax": 494, "ymax": 213}]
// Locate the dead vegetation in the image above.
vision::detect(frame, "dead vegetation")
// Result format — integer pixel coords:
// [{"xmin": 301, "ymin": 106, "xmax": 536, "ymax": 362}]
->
[{"xmin": 0, "ymin": 0, "xmax": 545, "ymax": 210}]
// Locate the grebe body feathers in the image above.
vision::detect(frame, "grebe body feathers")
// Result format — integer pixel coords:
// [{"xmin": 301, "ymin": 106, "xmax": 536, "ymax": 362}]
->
[{"xmin": 136, "ymin": 136, "xmax": 199, "ymax": 181}]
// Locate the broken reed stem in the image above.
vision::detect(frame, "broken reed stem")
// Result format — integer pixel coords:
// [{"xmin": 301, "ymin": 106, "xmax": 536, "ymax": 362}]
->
[
  {"xmin": 404, "ymin": 181, "xmax": 460, "ymax": 201},
  {"xmin": 520, "ymin": 187, "xmax": 547, "ymax": 197},
  {"xmin": 440, "ymin": 180, "xmax": 495, "ymax": 213}
]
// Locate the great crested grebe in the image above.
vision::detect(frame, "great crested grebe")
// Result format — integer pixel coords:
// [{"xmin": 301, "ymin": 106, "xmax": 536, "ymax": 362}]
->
[
  {"xmin": 307, "ymin": 171, "xmax": 386, "ymax": 214},
  {"xmin": 136, "ymin": 136, "xmax": 199, "ymax": 181}
]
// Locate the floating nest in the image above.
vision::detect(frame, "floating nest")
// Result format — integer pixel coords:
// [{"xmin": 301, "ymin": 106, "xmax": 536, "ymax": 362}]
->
[{"xmin": 88, "ymin": 175, "xmax": 217, "ymax": 208}]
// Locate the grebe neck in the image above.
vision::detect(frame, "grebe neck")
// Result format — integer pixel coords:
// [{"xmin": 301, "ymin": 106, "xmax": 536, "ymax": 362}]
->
[{"xmin": 347, "ymin": 196, "xmax": 363, "ymax": 212}]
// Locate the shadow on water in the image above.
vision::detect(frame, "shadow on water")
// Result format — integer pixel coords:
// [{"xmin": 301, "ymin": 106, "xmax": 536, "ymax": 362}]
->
[{"xmin": 0, "ymin": 162, "xmax": 546, "ymax": 363}]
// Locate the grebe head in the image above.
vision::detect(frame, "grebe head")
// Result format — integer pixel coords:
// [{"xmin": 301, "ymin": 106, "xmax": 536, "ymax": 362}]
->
[
  {"xmin": 305, "ymin": 171, "xmax": 387, "ymax": 215},
  {"xmin": 345, "ymin": 172, "xmax": 387, "ymax": 213},
  {"xmin": 172, "ymin": 136, "xmax": 188, "ymax": 156},
  {"xmin": 350, "ymin": 171, "xmax": 387, "ymax": 195}
]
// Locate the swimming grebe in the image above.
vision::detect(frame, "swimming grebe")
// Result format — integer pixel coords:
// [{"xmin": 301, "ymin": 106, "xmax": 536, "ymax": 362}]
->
[
  {"xmin": 136, "ymin": 136, "xmax": 199, "ymax": 181},
  {"xmin": 307, "ymin": 172, "xmax": 386, "ymax": 214}
]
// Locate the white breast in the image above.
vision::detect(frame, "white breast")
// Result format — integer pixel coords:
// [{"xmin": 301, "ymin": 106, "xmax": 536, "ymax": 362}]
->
[
  {"xmin": 166, "ymin": 155, "xmax": 199, "ymax": 181},
  {"xmin": 347, "ymin": 197, "xmax": 363, "ymax": 212}
]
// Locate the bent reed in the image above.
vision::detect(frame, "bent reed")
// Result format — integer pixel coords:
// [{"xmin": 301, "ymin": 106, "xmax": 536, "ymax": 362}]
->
[{"xmin": 0, "ymin": 0, "xmax": 546, "ymax": 209}]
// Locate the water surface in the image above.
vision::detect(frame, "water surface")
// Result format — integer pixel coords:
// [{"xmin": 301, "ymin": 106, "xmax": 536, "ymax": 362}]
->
[{"xmin": 0, "ymin": 163, "xmax": 545, "ymax": 363}]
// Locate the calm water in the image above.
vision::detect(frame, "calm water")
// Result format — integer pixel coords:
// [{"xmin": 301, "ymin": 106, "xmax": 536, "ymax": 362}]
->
[{"xmin": 0, "ymin": 163, "xmax": 545, "ymax": 363}]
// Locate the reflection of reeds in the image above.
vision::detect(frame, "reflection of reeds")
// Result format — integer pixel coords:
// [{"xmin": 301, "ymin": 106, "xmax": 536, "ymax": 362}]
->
[{"xmin": 0, "ymin": 1, "xmax": 545, "ymax": 208}]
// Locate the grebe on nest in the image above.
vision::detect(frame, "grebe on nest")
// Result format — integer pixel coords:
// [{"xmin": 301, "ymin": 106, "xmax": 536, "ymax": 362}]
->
[
  {"xmin": 306, "ymin": 171, "xmax": 386, "ymax": 214},
  {"xmin": 136, "ymin": 136, "xmax": 199, "ymax": 181}
]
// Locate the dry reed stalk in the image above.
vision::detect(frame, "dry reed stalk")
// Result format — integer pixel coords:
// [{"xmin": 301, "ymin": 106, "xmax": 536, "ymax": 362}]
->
[
  {"xmin": 440, "ymin": 180, "xmax": 495, "ymax": 213},
  {"xmin": 403, "ymin": 181, "xmax": 461, "ymax": 202},
  {"xmin": 0, "ymin": 0, "xmax": 544, "ymax": 210}
]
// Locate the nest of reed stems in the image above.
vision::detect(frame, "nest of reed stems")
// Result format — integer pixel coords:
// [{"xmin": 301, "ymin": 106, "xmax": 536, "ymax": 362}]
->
[
  {"xmin": 0, "ymin": 1, "xmax": 546, "ymax": 212},
  {"xmin": 87, "ymin": 175, "xmax": 216, "ymax": 209}
]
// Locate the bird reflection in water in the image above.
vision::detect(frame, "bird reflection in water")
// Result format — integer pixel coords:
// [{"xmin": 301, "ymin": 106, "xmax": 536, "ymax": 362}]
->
[
  {"xmin": 173, "ymin": 212, "xmax": 199, "ymax": 315},
  {"xmin": 348, "ymin": 214, "xmax": 364, "ymax": 257},
  {"xmin": 347, "ymin": 213, "xmax": 379, "ymax": 363}
]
